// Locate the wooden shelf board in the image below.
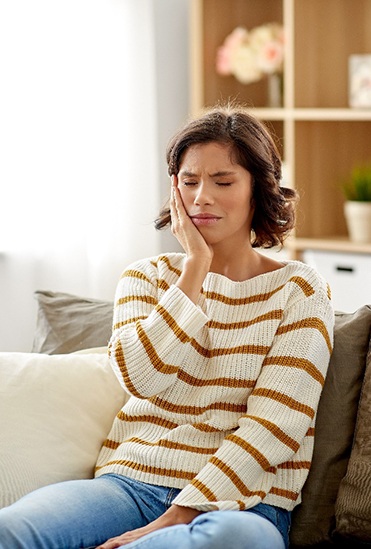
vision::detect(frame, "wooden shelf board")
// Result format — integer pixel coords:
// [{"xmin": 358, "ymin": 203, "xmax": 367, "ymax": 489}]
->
[
  {"xmin": 249, "ymin": 108, "xmax": 371, "ymax": 122},
  {"xmin": 285, "ymin": 237, "xmax": 371, "ymax": 254}
]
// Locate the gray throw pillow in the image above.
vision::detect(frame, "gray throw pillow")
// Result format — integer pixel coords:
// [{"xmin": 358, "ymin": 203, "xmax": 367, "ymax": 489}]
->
[
  {"xmin": 32, "ymin": 290, "xmax": 113, "ymax": 354},
  {"xmin": 289, "ymin": 305, "xmax": 371, "ymax": 548}
]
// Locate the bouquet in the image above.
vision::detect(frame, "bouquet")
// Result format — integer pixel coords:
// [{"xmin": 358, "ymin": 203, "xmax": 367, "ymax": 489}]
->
[{"xmin": 216, "ymin": 23, "xmax": 284, "ymax": 84}]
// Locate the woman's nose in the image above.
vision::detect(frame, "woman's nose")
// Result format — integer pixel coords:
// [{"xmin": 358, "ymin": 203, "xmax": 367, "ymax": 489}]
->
[{"xmin": 194, "ymin": 182, "xmax": 213, "ymax": 205}]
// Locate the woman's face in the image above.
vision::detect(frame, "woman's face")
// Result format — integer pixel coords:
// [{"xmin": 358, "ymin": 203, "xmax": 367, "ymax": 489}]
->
[{"xmin": 177, "ymin": 141, "xmax": 254, "ymax": 248}]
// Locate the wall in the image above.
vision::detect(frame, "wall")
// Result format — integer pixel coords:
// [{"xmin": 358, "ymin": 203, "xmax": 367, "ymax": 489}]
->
[{"xmin": 0, "ymin": 0, "xmax": 189, "ymax": 352}]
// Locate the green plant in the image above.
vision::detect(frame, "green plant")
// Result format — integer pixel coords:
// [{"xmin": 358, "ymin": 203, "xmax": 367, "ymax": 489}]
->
[{"xmin": 342, "ymin": 164, "xmax": 371, "ymax": 201}]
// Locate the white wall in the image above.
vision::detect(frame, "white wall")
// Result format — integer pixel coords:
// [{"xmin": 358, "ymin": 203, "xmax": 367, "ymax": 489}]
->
[{"xmin": 0, "ymin": 0, "xmax": 189, "ymax": 351}]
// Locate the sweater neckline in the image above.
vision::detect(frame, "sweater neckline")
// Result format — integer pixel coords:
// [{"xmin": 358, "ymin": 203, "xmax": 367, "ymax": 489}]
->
[{"xmin": 204, "ymin": 260, "xmax": 293, "ymax": 286}]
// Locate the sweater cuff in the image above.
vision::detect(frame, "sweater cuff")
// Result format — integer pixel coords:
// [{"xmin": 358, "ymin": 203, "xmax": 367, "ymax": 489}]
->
[{"xmin": 159, "ymin": 284, "xmax": 209, "ymax": 336}]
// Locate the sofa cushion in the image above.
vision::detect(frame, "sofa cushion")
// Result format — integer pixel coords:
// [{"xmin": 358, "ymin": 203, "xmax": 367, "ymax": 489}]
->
[
  {"xmin": 334, "ymin": 341, "xmax": 371, "ymax": 542},
  {"xmin": 289, "ymin": 305, "xmax": 371, "ymax": 548},
  {"xmin": 32, "ymin": 290, "xmax": 114, "ymax": 354},
  {"xmin": 0, "ymin": 349, "xmax": 126, "ymax": 509}
]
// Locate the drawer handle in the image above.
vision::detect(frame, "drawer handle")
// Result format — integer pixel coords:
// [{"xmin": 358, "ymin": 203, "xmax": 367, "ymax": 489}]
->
[{"xmin": 335, "ymin": 266, "xmax": 354, "ymax": 273}]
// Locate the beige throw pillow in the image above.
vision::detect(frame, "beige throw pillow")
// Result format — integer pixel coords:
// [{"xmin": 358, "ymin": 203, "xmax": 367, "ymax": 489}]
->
[{"xmin": 0, "ymin": 350, "xmax": 126, "ymax": 509}]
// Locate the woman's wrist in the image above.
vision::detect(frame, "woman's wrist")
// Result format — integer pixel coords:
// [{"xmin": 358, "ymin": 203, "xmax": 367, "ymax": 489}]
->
[
  {"xmin": 176, "ymin": 256, "xmax": 211, "ymax": 304},
  {"xmin": 164, "ymin": 504, "xmax": 204, "ymax": 525}
]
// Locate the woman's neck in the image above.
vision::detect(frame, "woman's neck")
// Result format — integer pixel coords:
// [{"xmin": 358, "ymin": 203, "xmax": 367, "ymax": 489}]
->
[{"xmin": 209, "ymin": 246, "xmax": 284, "ymax": 282}]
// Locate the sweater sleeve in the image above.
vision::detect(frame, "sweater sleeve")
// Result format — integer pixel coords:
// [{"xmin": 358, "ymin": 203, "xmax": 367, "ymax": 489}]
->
[
  {"xmin": 108, "ymin": 260, "xmax": 209, "ymax": 398},
  {"xmin": 173, "ymin": 285, "xmax": 334, "ymax": 512}
]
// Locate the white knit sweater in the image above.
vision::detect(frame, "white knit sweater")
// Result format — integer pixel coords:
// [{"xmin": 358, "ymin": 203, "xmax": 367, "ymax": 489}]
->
[{"xmin": 95, "ymin": 253, "xmax": 334, "ymax": 512}]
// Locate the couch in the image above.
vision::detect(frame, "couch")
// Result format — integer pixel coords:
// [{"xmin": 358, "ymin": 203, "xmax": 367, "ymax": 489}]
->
[{"xmin": 0, "ymin": 290, "xmax": 370, "ymax": 548}]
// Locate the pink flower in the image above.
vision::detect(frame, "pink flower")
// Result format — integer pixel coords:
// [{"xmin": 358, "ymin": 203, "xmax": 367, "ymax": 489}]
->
[
  {"xmin": 216, "ymin": 27, "xmax": 248, "ymax": 76},
  {"xmin": 216, "ymin": 23, "xmax": 285, "ymax": 84},
  {"xmin": 258, "ymin": 40, "xmax": 284, "ymax": 74}
]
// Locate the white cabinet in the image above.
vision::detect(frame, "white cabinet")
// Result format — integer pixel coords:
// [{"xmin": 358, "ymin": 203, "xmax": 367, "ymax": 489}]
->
[{"xmin": 303, "ymin": 250, "xmax": 371, "ymax": 312}]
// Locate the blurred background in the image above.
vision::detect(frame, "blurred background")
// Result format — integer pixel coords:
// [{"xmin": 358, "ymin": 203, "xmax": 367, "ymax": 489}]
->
[
  {"xmin": 1, "ymin": 0, "xmax": 371, "ymax": 351},
  {"xmin": 0, "ymin": 0, "xmax": 188, "ymax": 350}
]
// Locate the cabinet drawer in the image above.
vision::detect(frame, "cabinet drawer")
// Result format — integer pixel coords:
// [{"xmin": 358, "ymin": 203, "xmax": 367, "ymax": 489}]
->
[{"xmin": 302, "ymin": 250, "xmax": 371, "ymax": 313}]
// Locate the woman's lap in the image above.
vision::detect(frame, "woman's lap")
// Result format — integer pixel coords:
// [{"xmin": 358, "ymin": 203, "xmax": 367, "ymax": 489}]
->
[
  {"xmin": 122, "ymin": 507, "xmax": 288, "ymax": 549},
  {"xmin": 0, "ymin": 475, "xmax": 289, "ymax": 549},
  {"xmin": 0, "ymin": 474, "xmax": 172, "ymax": 549}
]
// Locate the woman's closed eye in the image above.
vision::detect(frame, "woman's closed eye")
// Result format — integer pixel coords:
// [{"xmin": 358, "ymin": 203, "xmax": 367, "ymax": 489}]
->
[{"xmin": 182, "ymin": 181, "xmax": 232, "ymax": 187}]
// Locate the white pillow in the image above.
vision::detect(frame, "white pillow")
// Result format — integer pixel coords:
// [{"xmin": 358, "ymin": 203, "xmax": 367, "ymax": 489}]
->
[{"xmin": 0, "ymin": 351, "xmax": 126, "ymax": 509}]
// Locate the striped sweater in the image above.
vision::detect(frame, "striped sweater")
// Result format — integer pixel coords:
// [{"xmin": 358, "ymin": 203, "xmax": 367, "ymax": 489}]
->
[{"xmin": 95, "ymin": 253, "xmax": 334, "ymax": 512}]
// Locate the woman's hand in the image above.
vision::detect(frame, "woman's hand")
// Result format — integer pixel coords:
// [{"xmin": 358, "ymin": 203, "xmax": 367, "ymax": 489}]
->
[
  {"xmin": 96, "ymin": 505, "xmax": 203, "ymax": 548},
  {"xmin": 170, "ymin": 176, "xmax": 213, "ymax": 265},
  {"xmin": 171, "ymin": 176, "xmax": 213, "ymax": 303}
]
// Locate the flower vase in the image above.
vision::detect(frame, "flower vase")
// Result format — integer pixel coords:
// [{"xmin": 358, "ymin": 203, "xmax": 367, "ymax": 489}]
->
[{"xmin": 267, "ymin": 73, "xmax": 283, "ymax": 108}]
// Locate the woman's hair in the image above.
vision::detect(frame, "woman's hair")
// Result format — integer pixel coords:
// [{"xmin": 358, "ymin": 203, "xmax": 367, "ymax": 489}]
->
[{"xmin": 155, "ymin": 103, "xmax": 298, "ymax": 248}]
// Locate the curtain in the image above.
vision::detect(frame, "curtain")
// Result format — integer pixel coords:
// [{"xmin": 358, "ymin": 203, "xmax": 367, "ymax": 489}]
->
[{"xmin": 0, "ymin": 0, "xmax": 164, "ymax": 350}]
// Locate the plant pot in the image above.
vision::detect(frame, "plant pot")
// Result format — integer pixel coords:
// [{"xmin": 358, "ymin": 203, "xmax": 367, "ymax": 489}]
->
[{"xmin": 344, "ymin": 201, "xmax": 371, "ymax": 243}]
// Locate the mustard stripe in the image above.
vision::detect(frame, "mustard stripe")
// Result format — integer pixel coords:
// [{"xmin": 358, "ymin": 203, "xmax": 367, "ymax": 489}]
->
[
  {"xmin": 136, "ymin": 323, "xmax": 179, "ymax": 375},
  {"xmin": 158, "ymin": 279, "xmax": 170, "ymax": 292},
  {"xmin": 191, "ymin": 342, "xmax": 270, "ymax": 358},
  {"xmin": 95, "ymin": 459, "xmax": 196, "ymax": 480},
  {"xmin": 251, "ymin": 388, "xmax": 315, "ymax": 419},
  {"xmin": 307, "ymin": 427, "xmax": 315, "ymax": 436},
  {"xmin": 120, "ymin": 270, "xmax": 152, "ymax": 283},
  {"xmin": 203, "ymin": 276, "xmax": 314, "ymax": 306},
  {"xmin": 277, "ymin": 460, "xmax": 311, "ymax": 470},
  {"xmin": 227, "ymin": 434, "xmax": 271, "ymax": 470},
  {"xmin": 117, "ymin": 295, "xmax": 157, "ymax": 307},
  {"xmin": 289, "ymin": 276, "xmax": 315, "ymax": 297},
  {"xmin": 113, "ymin": 316, "xmax": 147, "ymax": 331},
  {"xmin": 240, "ymin": 415, "xmax": 300, "ymax": 453},
  {"xmin": 149, "ymin": 396, "xmax": 246, "ymax": 416},
  {"xmin": 126, "ymin": 437, "xmax": 219, "ymax": 455},
  {"xmin": 210, "ymin": 457, "xmax": 266, "ymax": 499},
  {"xmin": 203, "ymin": 288, "xmax": 282, "ymax": 305},
  {"xmin": 276, "ymin": 317, "xmax": 332, "ymax": 353},
  {"xmin": 101, "ymin": 439, "xmax": 120, "ymax": 450},
  {"xmin": 207, "ymin": 309, "xmax": 283, "ymax": 330},
  {"xmin": 237, "ymin": 500, "xmax": 246, "ymax": 510},
  {"xmin": 191, "ymin": 479, "xmax": 217, "ymax": 502},
  {"xmin": 326, "ymin": 283, "xmax": 332, "ymax": 300},
  {"xmin": 113, "ymin": 339, "xmax": 144, "ymax": 399},
  {"xmin": 117, "ymin": 412, "xmax": 179, "ymax": 430},
  {"xmin": 177, "ymin": 369, "xmax": 255, "ymax": 389},
  {"xmin": 156, "ymin": 304, "xmax": 191, "ymax": 343},
  {"xmin": 269, "ymin": 486, "xmax": 299, "ymax": 501},
  {"xmin": 191, "ymin": 423, "xmax": 225, "ymax": 433},
  {"xmin": 263, "ymin": 356, "xmax": 325, "ymax": 386},
  {"xmin": 151, "ymin": 255, "xmax": 182, "ymax": 277}
]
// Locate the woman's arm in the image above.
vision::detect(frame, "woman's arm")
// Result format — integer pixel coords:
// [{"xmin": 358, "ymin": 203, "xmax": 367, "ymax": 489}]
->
[{"xmin": 108, "ymin": 177, "xmax": 213, "ymax": 399}]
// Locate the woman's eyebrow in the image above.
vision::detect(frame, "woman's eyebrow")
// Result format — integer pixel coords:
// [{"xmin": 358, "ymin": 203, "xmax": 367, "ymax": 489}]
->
[
  {"xmin": 210, "ymin": 170, "xmax": 236, "ymax": 177},
  {"xmin": 178, "ymin": 170, "xmax": 236, "ymax": 178},
  {"xmin": 178, "ymin": 170, "xmax": 197, "ymax": 177}
]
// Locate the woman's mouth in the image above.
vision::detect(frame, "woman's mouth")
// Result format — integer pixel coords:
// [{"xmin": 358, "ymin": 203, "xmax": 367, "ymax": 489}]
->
[{"xmin": 190, "ymin": 213, "xmax": 221, "ymax": 226}]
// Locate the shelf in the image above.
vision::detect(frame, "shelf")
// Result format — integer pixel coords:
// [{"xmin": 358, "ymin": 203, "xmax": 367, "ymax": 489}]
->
[
  {"xmin": 190, "ymin": 0, "xmax": 371, "ymax": 260},
  {"xmin": 248, "ymin": 108, "xmax": 371, "ymax": 122},
  {"xmin": 286, "ymin": 237, "xmax": 371, "ymax": 255}
]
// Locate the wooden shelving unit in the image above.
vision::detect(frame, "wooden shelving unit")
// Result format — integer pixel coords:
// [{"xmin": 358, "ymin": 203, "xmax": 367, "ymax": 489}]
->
[{"xmin": 189, "ymin": 0, "xmax": 371, "ymax": 258}]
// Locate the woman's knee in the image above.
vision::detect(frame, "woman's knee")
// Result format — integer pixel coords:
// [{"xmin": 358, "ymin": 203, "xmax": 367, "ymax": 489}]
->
[{"xmin": 190, "ymin": 510, "xmax": 285, "ymax": 549}]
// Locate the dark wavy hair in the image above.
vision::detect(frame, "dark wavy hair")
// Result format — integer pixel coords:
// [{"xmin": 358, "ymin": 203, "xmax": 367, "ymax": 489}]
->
[{"xmin": 155, "ymin": 104, "xmax": 298, "ymax": 248}]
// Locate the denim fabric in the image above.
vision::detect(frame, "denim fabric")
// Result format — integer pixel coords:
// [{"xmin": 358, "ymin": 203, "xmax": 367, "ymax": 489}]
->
[{"xmin": 0, "ymin": 474, "xmax": 290, "ymax": 549}]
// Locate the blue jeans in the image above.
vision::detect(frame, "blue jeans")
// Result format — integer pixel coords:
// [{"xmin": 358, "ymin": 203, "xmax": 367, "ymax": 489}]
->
[{"xmin": 0, "ymin": 474, "xmax": 290, "ymax": 549}]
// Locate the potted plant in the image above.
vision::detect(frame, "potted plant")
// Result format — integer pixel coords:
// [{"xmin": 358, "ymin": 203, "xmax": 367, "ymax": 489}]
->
[{"xmin": 342, "ymin": 164, "xmax": 371, "ymax": 243}]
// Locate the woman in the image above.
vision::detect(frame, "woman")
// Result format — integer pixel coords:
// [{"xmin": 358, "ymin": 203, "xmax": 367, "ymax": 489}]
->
[{"xmin": 0, "ymin": 105, "xmax": 334, "ymax": 549}]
